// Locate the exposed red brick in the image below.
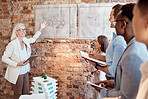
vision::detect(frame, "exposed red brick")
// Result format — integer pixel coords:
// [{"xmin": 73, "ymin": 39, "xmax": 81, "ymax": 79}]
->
[
  {"xmin": 12, "ymin": 15, "xmax": 18, "ymax": 19},
  {"xmin": 1, "ymin": 20, "xmax": 10, "ymax": 24},
  {"xmin": 0, "ymin": 75, "xmax": 4, "ymax": 78},
  {"xmin": 33, "ymin": 44, "xmax": 42, "ymax": 48},
  {"xmin": 67, "ymin": 84, "xmax": 72, "ymax": 88},
  {"xmin": 0, "ymin": 16, "xmax": 3, "ymax": 19},
  {"xmin": 67, "ymin": 76, "xmax": 72, "ymax": 80},
  {"xmin": 56, "ymin": 0, "xmax": 69, "ymax": 4},
  {"xmin": 7, "ymin": 86, "xmax": 12, "ymax": 90},
  {"xmin": 82, "ymin": 0, "xmax": 95, "ymax": 3},
  {"xmin": 2, "ymin": 7, "xmax": 8, "ymax": 11},
  {"xmin": 76, "ymin": 97, "xmax": 81, "ymax": 99},
  {"xmin": 57, "ymin": 95, "xmax": 62, "ymax": 99},
  {"xmin": 73, "ymin": 85, "xmax": 79, "ymax": 88},
  {"xmin": 2, "ymin": 23, "xmax": 10, "ymax": 27},
  {"xmin": 3, "ymin": 11, "xmax": 9, "ymax": 15},
  {"xmin": 69, "ymin": 0, "xmax": 76, "ymax": 4},
  {"xmin": 3, "ymin": 15, "xmax": 10, "ymax": 19},
  {"xmin": 66, "ymin": 92, "xmax": 72, "ymax": 96},
  {"xmin": 3, "ymin": 67, "xmax": 7, "ymax": 71},
  {"xmin": 1, "ymin": 28, "xmax": 10, "ymax": 32},
  {"xmin": 18, "ymin": 0, "xmax": 26, "ymax": 1},
  {"xmin": 2, "ymin": 3, "xmax": 8, "ymax": 6},
  {"xmin": 21, "ymin": 10, "xmax": 31, "ymax": 14},
  {"xmin": 45, "ymin": 53, "xmax": 52, "ymax": 57},
  {"xmin": 2, "ymin": 0, "xmax": 7, "ymax": 2},
  {"xmin": 30, "ymin": 22, "xmax": 35, "ymax": 26},
  {"xmin": 69, "ymin": 96, "xmax": 74, "ymax": 99},
  {"xmin": 23, "ymin": 6, "xmax": 28, "ymax": 10},
  {"xmin": 0, "ymin": 90, "xmax": 4, "ymax": 93},
  {"xmin": 73, "ymin": 58, "xmax": 80, "ymax": 62}
]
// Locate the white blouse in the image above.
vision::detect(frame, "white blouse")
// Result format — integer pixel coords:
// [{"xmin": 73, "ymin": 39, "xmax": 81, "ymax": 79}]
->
[{"xmin": 19, "ymin": 44, "xmax": 30, "ymax": 75}]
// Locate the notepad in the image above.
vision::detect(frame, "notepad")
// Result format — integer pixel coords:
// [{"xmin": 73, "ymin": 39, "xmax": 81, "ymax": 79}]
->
[
  {"xmin": 24, "ymin": 55, "xmax": 38, "ymax": 63},
  {"xmin": 80, "ymin": 51, "xmax": 107, "ymax": 67},
  {"xmin": 87, "ymin": 81, "xmax": 103, "ymax": 88}
]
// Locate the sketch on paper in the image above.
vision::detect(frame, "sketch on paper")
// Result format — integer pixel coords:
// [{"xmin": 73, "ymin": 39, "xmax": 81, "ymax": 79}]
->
[
  {"xmin": 35, "ymin": 4, "xmax": 77, "ymax": 38},
  {"xmin": 42, "ymin": 16, "xmax": 65, "ymax": 29},
  {"xmin": 78, "ymin": 3, "xmax": 117, "ymax": 40}
]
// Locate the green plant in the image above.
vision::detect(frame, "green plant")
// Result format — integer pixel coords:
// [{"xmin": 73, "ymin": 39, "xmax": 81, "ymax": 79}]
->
[{"xmin": 41, "ymin": 73, "xmax": 47, "ymax": 79}]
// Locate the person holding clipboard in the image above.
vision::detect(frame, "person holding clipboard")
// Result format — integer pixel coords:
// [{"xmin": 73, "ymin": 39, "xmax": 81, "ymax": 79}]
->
[
  {"xmin": 2, "ymin": 21, "xmax": 47, "ymax": 99},
  {"xmin": 88, "ymin": 35, "xmax": 109, "ymax": 99},
  {"xmin": 89, "ymin": 4, "xmax": 127, "ymax": 79}
]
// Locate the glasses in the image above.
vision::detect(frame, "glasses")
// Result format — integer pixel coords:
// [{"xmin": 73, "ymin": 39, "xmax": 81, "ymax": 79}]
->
[
  {"xmin": 113, "ymin": 20, "xmax": 128, "ymax": 26},
  {"xmin": 17, "ymin": 29, "xmax": 26, "ymax": 32}
]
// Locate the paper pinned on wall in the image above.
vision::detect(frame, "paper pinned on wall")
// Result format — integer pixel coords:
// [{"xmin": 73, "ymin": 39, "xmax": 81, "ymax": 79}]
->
[
  {"xmin": 78, "ymin": 3, "xmax": 125, "ymax": 40},
  {"xmin": 35, "ymin": 4, "xmax": 77, "ymax": 39}
]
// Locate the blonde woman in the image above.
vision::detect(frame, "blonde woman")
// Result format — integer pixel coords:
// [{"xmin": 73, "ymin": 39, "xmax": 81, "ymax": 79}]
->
[{"xmin": 2, "ymin": 22, "xmax": 47, "ymax": 99}]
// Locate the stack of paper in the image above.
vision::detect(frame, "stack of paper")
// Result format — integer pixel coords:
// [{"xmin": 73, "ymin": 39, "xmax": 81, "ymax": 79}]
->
[{"xmin": 31, "ymin": 76, "xmax": 58, "ymax": 99}]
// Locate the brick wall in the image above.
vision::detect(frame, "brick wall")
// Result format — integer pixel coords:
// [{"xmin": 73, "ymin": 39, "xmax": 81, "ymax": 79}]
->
[{"xmin": 0, "ymin": 0, "xmax": 135, "ymax": 98}]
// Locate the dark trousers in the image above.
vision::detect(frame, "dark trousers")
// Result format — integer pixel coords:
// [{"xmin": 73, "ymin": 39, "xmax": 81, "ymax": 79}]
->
[{"xmin": 13, "ymin": 72, "xmax": 29, "ymax": 99}]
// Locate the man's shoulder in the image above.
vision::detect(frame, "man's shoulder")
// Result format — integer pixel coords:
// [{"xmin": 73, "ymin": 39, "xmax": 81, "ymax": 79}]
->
[
  {"xmin": 123, "ymin": 41, "xmax": 148, "ymax": 61},
  {"xmin": 130, "ymin": 41, "xmax": 147, "ymax": 52}
]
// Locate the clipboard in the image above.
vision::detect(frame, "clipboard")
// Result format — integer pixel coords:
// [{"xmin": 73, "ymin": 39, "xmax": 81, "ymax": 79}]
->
[
  {"xmin": 87, "ymin": 81, "xmax": 103, "ymax": 88},
  {"xmin": 24, "ymin": 55, "xmax": 38, "ymax": 63},
  {"xmin": 80, "ymin": 51, "xmax": 107, "ymax": 67}
]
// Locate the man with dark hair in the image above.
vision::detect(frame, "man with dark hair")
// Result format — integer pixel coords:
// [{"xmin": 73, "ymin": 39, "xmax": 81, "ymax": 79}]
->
[
  {"xmin": 132, "ymin": 0, "xmax": 148, "ymax": 98},
  {"xmin": 92, "ymin": 3, "xmax": 148, "ymax": 99}
]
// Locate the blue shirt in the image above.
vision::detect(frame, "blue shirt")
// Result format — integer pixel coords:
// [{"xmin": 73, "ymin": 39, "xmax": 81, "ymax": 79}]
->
[{"xmin": 106, "ymin": 32, "xmax": 127, "ymax": 77}]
